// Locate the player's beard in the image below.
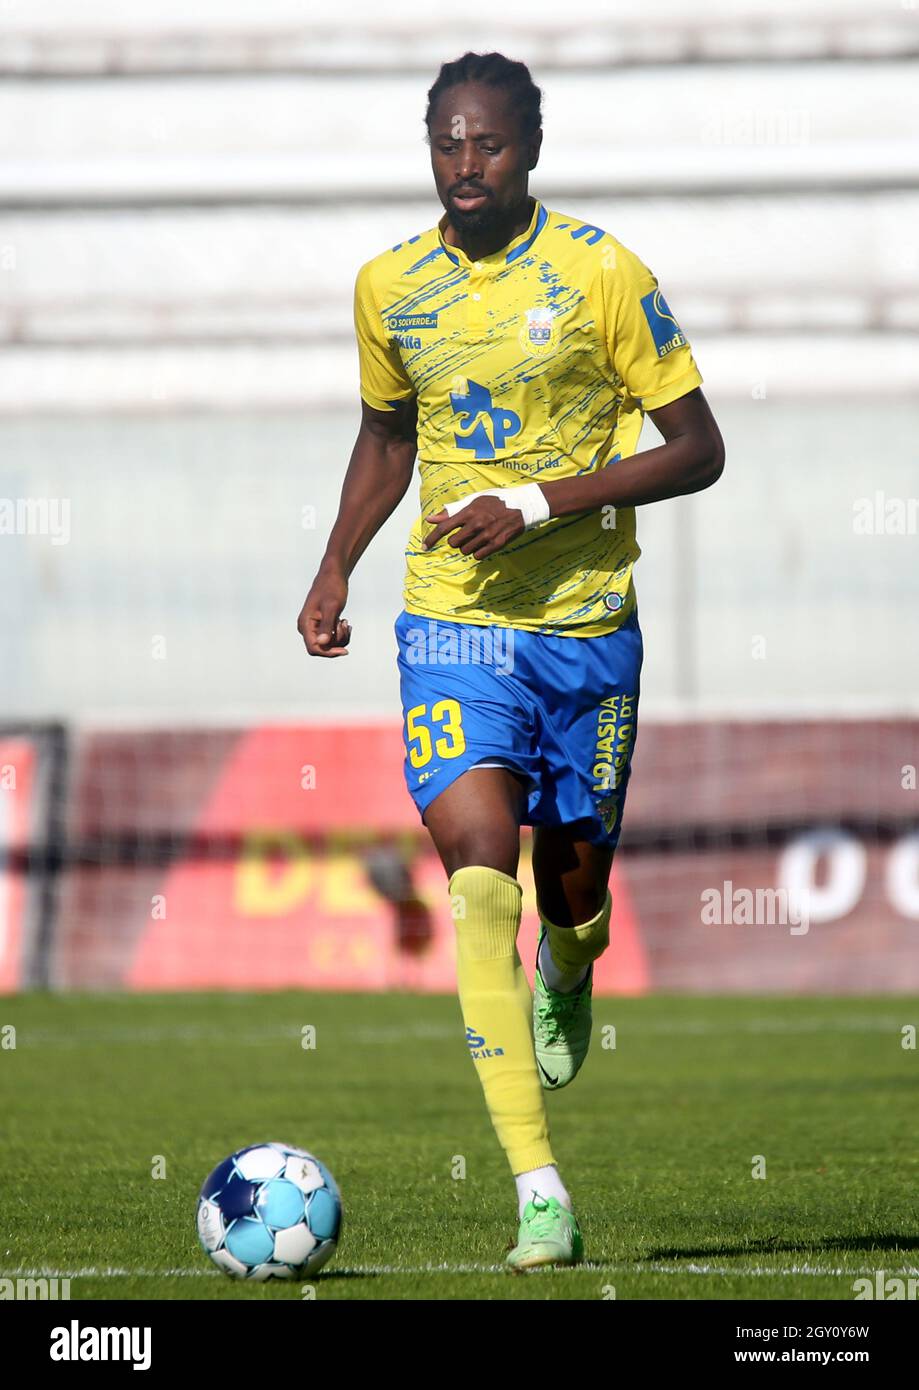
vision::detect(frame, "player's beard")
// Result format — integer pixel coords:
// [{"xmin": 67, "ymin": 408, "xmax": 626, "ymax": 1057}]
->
[{"xmin": 447, "ymin": 195, "xmax": 501, "ymax": 238}]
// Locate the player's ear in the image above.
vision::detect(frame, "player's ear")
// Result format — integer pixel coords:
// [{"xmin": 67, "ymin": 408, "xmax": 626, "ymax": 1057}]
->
[{"xmin": 527, "ymin": 129, "xmax": 543, "ymax": 171}]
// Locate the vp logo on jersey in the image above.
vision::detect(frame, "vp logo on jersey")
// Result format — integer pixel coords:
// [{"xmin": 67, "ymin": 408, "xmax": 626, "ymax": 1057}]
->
[
  {"xmin": 639, "ymin": 289, "xmax": 686, "ymax": 358},
  {"xmin": 450, "ymin": 378, "xmax": 522, "ymax": 459}
]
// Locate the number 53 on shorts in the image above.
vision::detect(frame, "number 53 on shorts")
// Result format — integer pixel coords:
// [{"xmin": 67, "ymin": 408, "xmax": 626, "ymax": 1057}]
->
[{"xmin": 405, "ymin": 700, "xmax": 467, "ymax": 768}]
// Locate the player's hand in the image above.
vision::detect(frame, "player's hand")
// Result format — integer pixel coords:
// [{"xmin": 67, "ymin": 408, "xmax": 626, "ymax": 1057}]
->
[
  {"xmin": 422, "ymin": 495, "xmax": 525, "ymax": 560},
  {"xmin": 298, "ymin": 567, "xmax": 352, "ymax": 656}
]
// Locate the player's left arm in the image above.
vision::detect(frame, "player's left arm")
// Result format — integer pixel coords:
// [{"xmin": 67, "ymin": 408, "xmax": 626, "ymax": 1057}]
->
[
  {"xmin": 421, "ymin": 386, "xmax": 723, "ymax": 557},
  {"xmin": 546, "ymin": 242, "xmax": 726, "ymax": 513},
  {"xmin": 422, "ymin": 244, "xmax": 724, "ymax": 558},
  {"xmin": 539, "ymin": 384, "xmax": 724, "ymax": 517}
]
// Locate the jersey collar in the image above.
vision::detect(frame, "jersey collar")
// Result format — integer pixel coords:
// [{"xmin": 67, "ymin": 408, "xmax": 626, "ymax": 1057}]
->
[{"xmin": 437, "ymin": 198, "xmax": 547, "ymax": 270}]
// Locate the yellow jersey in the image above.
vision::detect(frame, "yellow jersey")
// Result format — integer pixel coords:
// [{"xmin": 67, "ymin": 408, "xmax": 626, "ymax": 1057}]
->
[{"xmin": 353, "ymin": 197, "xmax": 703, "ymax": 636}]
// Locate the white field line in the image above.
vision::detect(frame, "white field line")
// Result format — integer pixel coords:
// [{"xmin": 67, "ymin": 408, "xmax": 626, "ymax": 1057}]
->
[
  {"xmin": 3, "ymin": 1263, "xmax": 918, "ymax": 1280},
  {"xmin": 9, "ymin": 1016, "xmax": 912, "ymax": 1049}
]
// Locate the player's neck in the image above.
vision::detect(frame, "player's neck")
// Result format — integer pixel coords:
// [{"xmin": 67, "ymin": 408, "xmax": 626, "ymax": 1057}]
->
[{"xmin": 442, "ymin": 195, "xmax": 536, "ymax": 262}]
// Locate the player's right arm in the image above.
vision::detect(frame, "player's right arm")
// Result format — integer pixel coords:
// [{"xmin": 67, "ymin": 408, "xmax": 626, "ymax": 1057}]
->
[
  {"xmin": 298, "ymin": 396, "xmax": 417, "ymax": 657},
  {"xmin": 299, "ymin": 256, "xmax": 418, "ymax": 657}
]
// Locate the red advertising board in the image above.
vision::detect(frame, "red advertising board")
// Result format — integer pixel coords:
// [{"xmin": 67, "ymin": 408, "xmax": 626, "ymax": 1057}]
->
[
  {"xmin": 51, "ymin": 719, "xmax": 919, "ymax": 995},
  {"xmin": 0, "ymin": 739, "xmax": 35, "ymax": 994}
]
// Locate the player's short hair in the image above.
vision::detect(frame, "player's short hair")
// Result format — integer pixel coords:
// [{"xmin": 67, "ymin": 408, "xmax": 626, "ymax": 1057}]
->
[{"xmin": 425, "ymin": 52, "xmax": 543, "ymax": 141}]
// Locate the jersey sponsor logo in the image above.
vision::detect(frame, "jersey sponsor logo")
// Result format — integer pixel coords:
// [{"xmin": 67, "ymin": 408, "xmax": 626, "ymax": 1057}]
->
[
  {"xmin": 518, "ymin": 306, "xmax": 556, "ymax": 355},
  {"xmin": 386, "ymin": 313, "xmax": 439, "ymax": 330},
  {"xmin": 394, "ymin": 334, "xmax": 422, "ymax": 350},
  {"xmin": 450, "ymin": 378, "xmax": 522, "ymax": 459},
  {"xmin": 639, "ymin": 289, "xmax": 686, "ymax": 358}
]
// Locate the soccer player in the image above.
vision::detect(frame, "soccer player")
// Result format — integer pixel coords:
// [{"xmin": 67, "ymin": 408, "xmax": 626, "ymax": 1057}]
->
[{"xmin": 299, "ymin": 51, "xmax": 724, "ymax": 1270}]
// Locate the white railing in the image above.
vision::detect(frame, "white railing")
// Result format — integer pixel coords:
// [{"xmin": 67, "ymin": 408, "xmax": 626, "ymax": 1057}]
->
[{"xmin": 0, "ymin": 0, "xmax": 915, "ymax": 72}]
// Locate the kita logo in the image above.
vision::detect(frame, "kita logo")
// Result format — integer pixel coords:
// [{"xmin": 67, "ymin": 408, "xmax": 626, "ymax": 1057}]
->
[
  {"xmin": 450, "ymin": 378, "xmax": 521, "ymax": 459},
  {"xmin": 465, "ymin": 1025, "xmax": 505, "ymax": 1059}
]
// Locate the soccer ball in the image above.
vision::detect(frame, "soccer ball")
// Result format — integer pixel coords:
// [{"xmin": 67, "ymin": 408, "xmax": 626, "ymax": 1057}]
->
[{"xmin": 197, "ymin": 1142, "xmax": 342, "ymax": 1280}]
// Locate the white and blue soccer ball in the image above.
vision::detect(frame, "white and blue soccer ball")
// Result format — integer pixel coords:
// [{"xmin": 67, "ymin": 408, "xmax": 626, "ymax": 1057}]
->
[{"xmin": 197, "ymin": 1142, "xmax": 342, "ymax": 1280}]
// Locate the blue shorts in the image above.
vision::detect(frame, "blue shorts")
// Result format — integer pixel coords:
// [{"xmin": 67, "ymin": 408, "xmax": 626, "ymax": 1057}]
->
[{"xmin": 394, "ymin": 607, "xmax": 643, "ymax": 849}]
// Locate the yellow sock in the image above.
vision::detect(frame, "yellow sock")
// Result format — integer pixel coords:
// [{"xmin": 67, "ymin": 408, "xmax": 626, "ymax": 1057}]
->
[
  {"xmin": 542, "ymin": 889, "xmax": 612, "ymax": 975},
  {"xmin": 450, "ymin": 865, "xmax": 555, "ymax": 1175}
]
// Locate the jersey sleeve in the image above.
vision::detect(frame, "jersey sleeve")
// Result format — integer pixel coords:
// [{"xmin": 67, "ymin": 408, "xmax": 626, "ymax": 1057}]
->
[
  {"xmin": 353, "ymin": 260, "xmax": 416, "ymax": 412},
  {"xmin": 603, "ymin": 241, "xmax": 703, "ymax": 411}
]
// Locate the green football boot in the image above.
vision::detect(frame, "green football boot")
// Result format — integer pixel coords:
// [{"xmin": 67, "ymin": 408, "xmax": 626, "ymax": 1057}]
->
[
  {"xmin": 506, "ymin": 1194, "xmax": 584, "ymax": 1271},
  {"xmin": 533, "ymin": 924, "xmax": 594, "ymax": 1090}
]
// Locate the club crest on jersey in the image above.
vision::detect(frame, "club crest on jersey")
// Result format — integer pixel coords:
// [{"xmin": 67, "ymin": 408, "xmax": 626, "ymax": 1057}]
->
[{"xmin": 519, "ymin": 306, "xmax": 556, "ymax": 355}]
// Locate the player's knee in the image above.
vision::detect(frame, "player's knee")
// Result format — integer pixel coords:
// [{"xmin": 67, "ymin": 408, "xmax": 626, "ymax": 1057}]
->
[
  {"xmin": 537, "ymin": 883, "xmax": 607, "ymax": 929},
  {"xmin": 441, "ymin": 829, "xmax": 518, "ymax": 880}
]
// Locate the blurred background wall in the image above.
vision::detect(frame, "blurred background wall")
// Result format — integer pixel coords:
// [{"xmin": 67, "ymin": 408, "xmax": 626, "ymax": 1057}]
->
[
  {"xmin": 1, "ymin": 1, "xmax": 917, "ymax": 993},
  {"xmin": 1, "ymin": 0, "xmax": 917, "ymax": 720}
]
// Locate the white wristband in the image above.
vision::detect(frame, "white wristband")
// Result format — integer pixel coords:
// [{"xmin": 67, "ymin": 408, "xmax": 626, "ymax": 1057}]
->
[{"xmin": 442, "ymin": 482, "xmax": 550, "ymax": 531}]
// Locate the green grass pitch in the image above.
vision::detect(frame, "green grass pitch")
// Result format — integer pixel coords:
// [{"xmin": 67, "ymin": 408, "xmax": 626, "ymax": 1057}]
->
[{"xmin": 1, "ymin": 991, "xmax": 917, "ymax": 1300}]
